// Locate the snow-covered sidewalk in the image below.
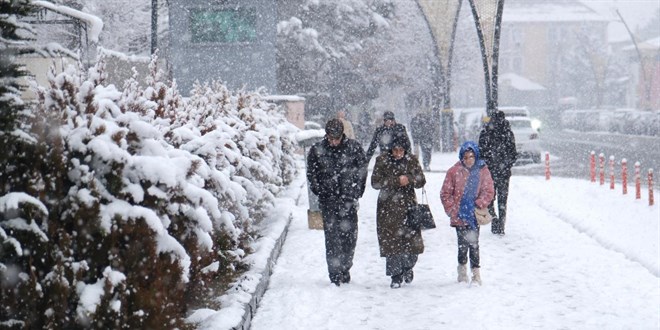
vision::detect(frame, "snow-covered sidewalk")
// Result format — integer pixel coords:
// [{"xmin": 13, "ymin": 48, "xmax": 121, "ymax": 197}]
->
[{"xmin": 248, "ymin": 152, "xmax": 659, "ymax": 330}]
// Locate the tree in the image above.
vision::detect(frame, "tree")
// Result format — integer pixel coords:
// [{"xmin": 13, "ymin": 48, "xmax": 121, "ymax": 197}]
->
[
  {"xmin": 0, "ymin": 0, "xmax": 37, "ymax": 194},
  {"xmin": 277, "ymin": 0, "xmax": 436, "ymax": 118},
  {"xmin": 44, "ymin": 0, "xmax": 168, "ymax": 56},
  {"xmin": 80, "ymin": 0, "xmax": 151, "ymax": 55}
]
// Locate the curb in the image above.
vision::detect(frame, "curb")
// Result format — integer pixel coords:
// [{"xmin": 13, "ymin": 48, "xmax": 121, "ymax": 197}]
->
[{"xmin": 231, "ymin": 213, "xmax": 293, "ymax": 330}]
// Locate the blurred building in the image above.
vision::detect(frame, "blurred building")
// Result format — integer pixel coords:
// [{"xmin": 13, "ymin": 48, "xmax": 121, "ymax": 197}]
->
[
  {"xmin": 499, "ymin": 0, "xmax": 610, "ymax": 111},
  {"xmin": 168, "ymin": 0, "xmax": 277, "ymax": 95},
  {"xmin": 621, "ymin": 37, "xmax": 660, "ymax": 110}
]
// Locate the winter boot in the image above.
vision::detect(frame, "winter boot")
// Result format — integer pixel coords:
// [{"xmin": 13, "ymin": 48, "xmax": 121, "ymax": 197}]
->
[
  {"xmin": 457, "ymin": 264, "xmax": 468, "ymax": 283},
  {"xmin": 341, "ymin": 271, "xmax": 351, "ymax": 284},
  {"xmin": 403, "ymin": 268, "xmax": 414, "ymax": 284},
  {"xmin": 330, "ymin": 273, "xmax": 341, "ymax": 286},
  {"xmin": 471, "ymin": 268, "xmax": 482, "ymax": 286},
  {"xmin": 390, "ymin": 274, "xmax": 403, "ymax": 289}
]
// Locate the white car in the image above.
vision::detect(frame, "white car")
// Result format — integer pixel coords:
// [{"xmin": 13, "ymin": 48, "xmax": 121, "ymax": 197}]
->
[
  {"xmin": 499, "ymin": 106, "xmax": 531, "ymax": 118},
  {"xmin": 507, "ymin": 117, "xmax": 542, "ymax": 163},
  {"xmin": 456, "ymin": 108, "xmax": 486, "ymax": 144}
]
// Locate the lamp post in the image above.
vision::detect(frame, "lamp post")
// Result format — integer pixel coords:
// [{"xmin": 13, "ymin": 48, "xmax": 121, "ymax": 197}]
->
[
  {"xmin": 467, "ymin": 0, "xmax": 505, "ymax": 117},
  {"xmin": 615, "ymin": 9, "xmax": 652, "ymax": 110},
  {"xmin": 417, "ymin": 0, "xmax": 463, "ymax": 152},
  {"xmin": 151, "ymin": 0, "xmax": 158, "ymax": 54}
]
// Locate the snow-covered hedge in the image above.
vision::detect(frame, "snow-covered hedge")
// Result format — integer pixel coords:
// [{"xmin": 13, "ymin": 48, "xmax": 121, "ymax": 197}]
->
[{"xmin": 0, "ymin": 55, "xmax": 299, "ymax": 328}]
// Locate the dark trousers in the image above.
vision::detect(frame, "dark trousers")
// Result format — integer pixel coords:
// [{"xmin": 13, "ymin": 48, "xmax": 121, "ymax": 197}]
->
[
  {"xmin": 385, "ymin": 253, "xmax": 418, "ymax": 276},
  {"xmin": 319, "ymin": 199, "xmax": 358, "ymax": 282},
  {"xmin": 420, "ymin": 142, "xmax": 433, "ymax": 169},
  {"xmin": 489, "ymin": 174, "xmax": 511, "ymax": 234},
  {"xmin": 456, "ymin": 226, "xmax": 480, "ymax": 268}
]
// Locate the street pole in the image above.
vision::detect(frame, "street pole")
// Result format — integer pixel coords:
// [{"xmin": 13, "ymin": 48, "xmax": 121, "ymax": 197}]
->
[
  {"xmin": 467, "ymin": 0, "xmax": 505, "ymax": 117},
  {"xmin": 151, "ymin": 0, "xmax": 158, "ymax": 55},
  {"xmin": 417, "ymin": 0, "xmax": 463, "ymax": 152},
  {"xmin": 614, "ymin": 9, "xmax": 651, "ymax": 110}
]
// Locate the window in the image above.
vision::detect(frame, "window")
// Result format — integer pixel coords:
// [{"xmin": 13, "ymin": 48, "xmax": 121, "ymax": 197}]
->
[
  {"xmin": 190, "ymin": 8, "xmax": 257, "ymax": 43},
  {"xmin": 547, "ymin": 26, "xmax": 565, "ymax": 45},
  {"xmin": 511, "ymin": 27, "xmax": 522, "ymax": 46}
]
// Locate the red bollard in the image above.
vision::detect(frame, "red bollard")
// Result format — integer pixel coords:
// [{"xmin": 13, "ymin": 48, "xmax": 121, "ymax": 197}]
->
[
  {"xmin": 621, "ymin": 159, "xmax": 628, "ymax": 195},
  {"xmin": 649, "ymin": 169, "xmax": 654, "ymax": 206},
  {"xmin": 635, "ymin": 162, "xmax": 641, "ymax": 199},
  {"xmin": 609, "ymin": 156, "xmax": 615, "ymax": 190},
  {"xmin": 599, "ymin": 153, "xmax": 605, "ymax": 185},
  {"xmin": 545, "ymin": 152, "xmax": 550, "ymax": 180},
  {"xmin": 590, "ymin": 151, "xmax": 596, "ymax": 182}
]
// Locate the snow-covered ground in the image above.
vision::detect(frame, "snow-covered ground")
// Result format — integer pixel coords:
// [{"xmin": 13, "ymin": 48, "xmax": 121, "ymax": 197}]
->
[{"xmin": 197, "ymin": 151, "xmax": 660, "ymax": 330}]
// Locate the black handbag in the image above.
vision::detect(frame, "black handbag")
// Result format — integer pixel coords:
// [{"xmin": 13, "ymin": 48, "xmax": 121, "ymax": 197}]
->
[{"xmin": 406, "ymin": 188, "xmax": 436, "ymax": 230}]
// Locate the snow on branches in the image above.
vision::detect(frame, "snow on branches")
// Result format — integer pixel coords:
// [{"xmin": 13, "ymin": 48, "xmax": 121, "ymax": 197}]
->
[{"xmin": 0, "ymin": 55, "xmax": 299, "ymax": 328}]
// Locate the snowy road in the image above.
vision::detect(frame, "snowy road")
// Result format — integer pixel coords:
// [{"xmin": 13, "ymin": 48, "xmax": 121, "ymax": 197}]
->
[{"xmin": 249, "ymin": 153, "xmax": 659, "ymax": 330}]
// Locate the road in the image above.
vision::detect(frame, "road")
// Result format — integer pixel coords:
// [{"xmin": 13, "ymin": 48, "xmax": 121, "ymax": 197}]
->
[{"xmin": 512, "ymin": 128, "xmax": 660, "ymax": 188}]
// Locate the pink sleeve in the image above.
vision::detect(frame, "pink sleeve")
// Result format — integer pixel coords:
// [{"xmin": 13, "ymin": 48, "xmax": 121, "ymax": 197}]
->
[{"xmin": 440, "ymin": 168, "xmax": 456, "ymax": 214}]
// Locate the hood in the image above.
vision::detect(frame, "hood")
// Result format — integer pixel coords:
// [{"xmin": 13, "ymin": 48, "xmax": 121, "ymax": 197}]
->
[
  {"xmin": 459, "ymin": 141, "xmax": 486, "ymax": 168},
  {"xmin": 459, "ymin": 141, "xmax": 480, "ymax": 160}
]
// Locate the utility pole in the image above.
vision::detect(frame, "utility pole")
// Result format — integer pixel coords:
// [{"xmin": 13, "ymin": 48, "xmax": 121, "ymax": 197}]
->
[
  {"xmin": 615, "ymin": 9, "xmax": 651, "ymax": 110},
  {"xmin": 151, "ymin": 0, "xmax": 158, "ymax": 54}
]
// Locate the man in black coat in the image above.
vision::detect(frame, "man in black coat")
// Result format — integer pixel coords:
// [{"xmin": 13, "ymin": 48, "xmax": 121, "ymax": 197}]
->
[
  {"xmin": 410, "ymin": 110, "xmax": 435, "ymax": 171},
  {"xmin": 365, "ymin": 111, "xmax": 411, "ymax": 161},
  {"xmin": 307, "ymin": 118, "xmax": 368, "ymax": 286},
  {"xmin": 478, "ymin": 110, "xmax": 517, "ymax": 235}
]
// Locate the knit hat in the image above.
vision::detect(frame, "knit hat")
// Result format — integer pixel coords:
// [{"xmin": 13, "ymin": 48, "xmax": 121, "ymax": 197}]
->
[
  {"xmin": 492, "ymin": 110, "xmax": 505, "ymax": 122},
  {"xmin": 325, "ymin": 118, "xmax": 344, "ymax": 138},
  {"xmin": 383, "ymin": 111, "xmax": 395, "ymax": 120},
  {"xmin": 391, "ymin": 134, "xmax": 407, "ymax": 149}
]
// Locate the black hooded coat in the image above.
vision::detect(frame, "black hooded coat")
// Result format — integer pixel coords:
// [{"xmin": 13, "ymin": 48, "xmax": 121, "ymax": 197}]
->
[{"xmin": 478, "ymin": 111, "xmax": 517, "ymax": 178}]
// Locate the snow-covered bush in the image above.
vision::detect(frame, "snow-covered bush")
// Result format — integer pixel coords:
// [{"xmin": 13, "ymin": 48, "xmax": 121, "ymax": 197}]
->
[{"xmin": 0, "ymin": 55, "xmax": 299, "ymax": 328}]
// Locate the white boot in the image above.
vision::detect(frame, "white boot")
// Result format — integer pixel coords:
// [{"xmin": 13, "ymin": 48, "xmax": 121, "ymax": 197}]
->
[
  {"xmin": 457, "ymin": 264, "xmax": 468, "ymax": 283},
  {"xmin": 471, "ymin": 268, "xmax": 482, "ymax": 286}
]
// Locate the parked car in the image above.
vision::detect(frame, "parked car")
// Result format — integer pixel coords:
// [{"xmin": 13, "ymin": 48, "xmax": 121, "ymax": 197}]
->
[
  {"xmin": 632, "ymin": 111, "xmax": 657, "ymax": 136},
  {"xmin": 499, "ymin": 106, "xmax": 531, "ymax": 118},
  {"xmin": 508, "ymin": 116, "xmax": 543, "ymax": 163},
  {"xmin": 650, "ymin": 111, "xmax": 660, "ymax": 136},
  {"xmin": 611, "ymin": 108, "xmax": 638, "ymax": 134},
  {"xmin": 560, "ymin": 109, "xmax": 613, "ymax": 132},
  {"xmin": 455, "ymin": 108, "xmax": 486, "ymax": 145}
]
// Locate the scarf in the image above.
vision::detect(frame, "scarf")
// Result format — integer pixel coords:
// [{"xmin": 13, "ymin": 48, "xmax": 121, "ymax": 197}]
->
[{"xmin": 458, "ymin": 163, "xmax": 481, "ymax": 229}]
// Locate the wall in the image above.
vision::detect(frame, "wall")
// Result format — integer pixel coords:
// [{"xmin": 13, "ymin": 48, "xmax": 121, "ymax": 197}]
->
[{"xmin": 16, "ymin": 56, "xmax": 73, "ymax": 101}]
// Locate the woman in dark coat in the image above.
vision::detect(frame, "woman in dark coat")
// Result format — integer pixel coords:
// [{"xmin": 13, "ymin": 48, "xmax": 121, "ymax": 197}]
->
[{"xmin": 371, "ymin": 136, "xmax": 426, "ymax": 288}]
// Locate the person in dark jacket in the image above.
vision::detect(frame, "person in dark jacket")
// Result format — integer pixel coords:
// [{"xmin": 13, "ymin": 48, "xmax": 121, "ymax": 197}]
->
[
  {"xmin": 410, "ymin": 110, "xmax": 435, "ymax": 171},
  {"xmin": 371, "ymin": 135, "xmax": 426, "ymax": 288},
  {"xmin": 307, "ymin": 118, "xmax": 368, "ymax": 286},
  {"xmin": 478, "ymin": 110, "xmax": 517, "ymax": 235},
  {"xmin": 365, "ymin": 111, "xmax": 411, "ymax": 161},
  {"xmin": 356, "ymin": 110, "xmax": 373, "ymax": 146}
]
